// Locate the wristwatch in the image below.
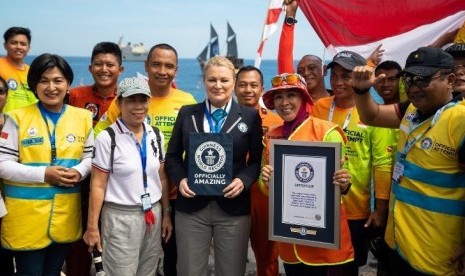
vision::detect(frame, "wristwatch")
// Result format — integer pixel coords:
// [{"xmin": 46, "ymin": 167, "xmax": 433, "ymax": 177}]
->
[
  {"xmin": 285, "ymin": 16, "xmax": 298, "ymax": 26},
  {"xmin": 353, "ymin": 86, "xmax": 371, "ymax": 95}
]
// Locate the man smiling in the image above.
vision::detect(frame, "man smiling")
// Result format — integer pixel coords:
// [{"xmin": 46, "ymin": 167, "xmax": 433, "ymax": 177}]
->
[
  {"xmin": 0, "ymin": 27, "xmax": 37, "ymax": 112},
  {"xmin": 352, "ymin": 47, "xmax": 465, "ymax": 275}
]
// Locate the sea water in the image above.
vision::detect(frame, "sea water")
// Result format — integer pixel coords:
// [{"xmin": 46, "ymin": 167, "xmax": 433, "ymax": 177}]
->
[
  {"xmin": 25, "ymin": 56, "xmax": 282, "ymax": 102},
  {"xmin": 25, "ymin": 56, "xmax": 380, "ymax": 103}
]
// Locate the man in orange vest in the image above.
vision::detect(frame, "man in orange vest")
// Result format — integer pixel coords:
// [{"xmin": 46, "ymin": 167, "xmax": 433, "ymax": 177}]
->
[{"xmin": 234, "ymin": 65, "xmax": 282, "ymax": 276}]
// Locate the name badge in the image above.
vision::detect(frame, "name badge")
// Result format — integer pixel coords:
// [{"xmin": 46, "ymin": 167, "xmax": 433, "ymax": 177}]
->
[
  {"xmin": 141, "ymin": 193, "xmax": 152, "ymax": 211},
  {"xmin": 392, "ymin": 162, "xmax": 404, "ymax": 182}
]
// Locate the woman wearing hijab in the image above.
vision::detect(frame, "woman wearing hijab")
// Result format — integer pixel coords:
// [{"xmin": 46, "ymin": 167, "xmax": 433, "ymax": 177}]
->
[{"xmin": 260, "ymin": 73, "xmax": 355, "ymax": 276}]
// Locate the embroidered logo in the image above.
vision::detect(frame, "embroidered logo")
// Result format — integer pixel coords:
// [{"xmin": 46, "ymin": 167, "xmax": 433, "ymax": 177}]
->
[
  {"xmin": 238, "ymin": 122, "xmax": 248, "ymax": 133},
  {"xmin": 21, "ymin": 137, "xmax": 44, "ymax": 147},
  {"xmin": 420, "ymin": 137, "xmax": 433, "ymax": 150},
  {"xmin": 85, "ymin": 103, "xmax": 99, "ymax": 119},
  {"xmin": 7, "ymin": 79, "xmax": 18, "ymax": 91},
  {"xmin": 66, "ymin": 134, "xmax": 76, "ymax": 143},
  {"xmin": 28, "ymin": 128, "xmax": 38, "ymax": 137}
]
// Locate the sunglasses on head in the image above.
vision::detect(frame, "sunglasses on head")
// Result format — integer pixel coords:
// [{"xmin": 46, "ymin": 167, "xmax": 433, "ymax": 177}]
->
[
  {"xmin": 271, "ymin": 74, "xmax": 305, "ymax": 87},
  {"xmin": 0, "ymin": 87, "xmax": 7, "ymax": 95},
  {"xmin": 403, "ymin": 74, "xmax": 444, "ymax": 88}
]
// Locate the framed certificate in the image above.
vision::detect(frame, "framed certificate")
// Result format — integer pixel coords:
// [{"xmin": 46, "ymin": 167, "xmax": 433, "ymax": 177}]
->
[{"xmin": 269, "ymin": 140, "xmax": 341, "ymax": 249}]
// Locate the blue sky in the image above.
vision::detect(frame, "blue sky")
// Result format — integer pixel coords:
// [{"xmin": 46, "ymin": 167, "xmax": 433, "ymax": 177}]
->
[{"xmin": 2, "ymin": 0, "xmax": 325, "ymax": 60}]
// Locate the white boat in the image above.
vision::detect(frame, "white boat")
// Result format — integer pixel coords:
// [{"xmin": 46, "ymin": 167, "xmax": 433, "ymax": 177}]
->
[{"xmin": 118, "ymin": 36, "xmax": 148, "ymax": 62}]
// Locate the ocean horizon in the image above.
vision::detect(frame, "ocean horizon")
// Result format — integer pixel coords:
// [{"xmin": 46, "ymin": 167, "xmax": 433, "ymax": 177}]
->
[
  {"xmin": 24, "ymin": 56, "xmax": 380, "ymax": 103},
  {"xmin": 25, "ymin": 56, "xmax": 287, "ymax": 102}
]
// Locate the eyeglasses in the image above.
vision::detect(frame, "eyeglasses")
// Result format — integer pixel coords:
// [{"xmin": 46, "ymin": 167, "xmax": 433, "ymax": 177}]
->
[
  {"xmin": 0, "ymin": 87, "xmax": 7, "ymax": 95},
  {"xmin": 404, "ymin": 74, "xmax": 444, "ymax": 88},
  {"xmin": 271, "ymin": 74, "xmax": 306, "ymax": 87}
]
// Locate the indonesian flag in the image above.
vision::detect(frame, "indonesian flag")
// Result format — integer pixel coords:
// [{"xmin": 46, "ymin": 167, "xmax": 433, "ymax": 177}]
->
[
  {"xmin": 299, "ymin": 0, "xmax": 465, "ymax": 66},
  {"xmin": 255, "ymin": 0, "xmax": 283, "ymax": 68}
]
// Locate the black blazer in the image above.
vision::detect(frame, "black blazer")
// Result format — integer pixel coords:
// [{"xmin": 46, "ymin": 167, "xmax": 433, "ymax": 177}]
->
[{"xmin": 165, "ymin": 100, "xmax": 263, "ymax": 215}]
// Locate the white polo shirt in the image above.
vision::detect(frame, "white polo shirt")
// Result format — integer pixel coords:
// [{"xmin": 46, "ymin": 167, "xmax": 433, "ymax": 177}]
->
[{"xmin": 93, "ymin": 118, "xmax": 164, "ymax": 206}]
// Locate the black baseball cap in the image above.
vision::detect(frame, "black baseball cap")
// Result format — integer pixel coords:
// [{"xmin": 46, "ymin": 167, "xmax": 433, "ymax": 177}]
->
[
  {"xmin": 397, "ymin": 47, "xmax": 454, "ymax": 77},
  {"xmin": 327, "ymin": 51, "xmax": 367, "ymax": 71},
  {"xmin": 445, "ymin": 43, "xmax": 465, "ymax": 58}
]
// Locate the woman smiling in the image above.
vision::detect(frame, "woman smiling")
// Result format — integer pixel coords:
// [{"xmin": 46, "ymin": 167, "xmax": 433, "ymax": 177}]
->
[
  {"xmin": 165, "ymin": 56, "xmax": 263, "ymax": 275},
  {"xmin": 0, "ymin": 54, "xmax": 93, "ymax": 275}
]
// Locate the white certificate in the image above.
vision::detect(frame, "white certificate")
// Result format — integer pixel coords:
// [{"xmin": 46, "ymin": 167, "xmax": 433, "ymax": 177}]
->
[{"xmin": 281, "ymin": 155, "xmax": 326, "ymax": 228}]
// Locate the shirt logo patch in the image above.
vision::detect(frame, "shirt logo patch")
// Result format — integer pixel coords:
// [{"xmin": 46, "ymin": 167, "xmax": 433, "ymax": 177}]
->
[
  {"xmin": 85, "ymin": 103, "xmax": 99, "ymax": 119},
  {"xmin": 7, "ymin": 79, "xmax": 18, "ymax": 91},
  {"xmin": 238, "ymin": 122, "xmax": 248, "ymax": 133},
  {"xmin": 21, "ymin": 137, "xmax": 44, "ymax": 147},
  {"xmin": 28, "ymin": 128, "xmax": 38, "ymax": 137},
  {"xmin": 420, "ymin": 137, "xmax": 433, "ymax": 150},
  {"xmin": 66, "ymin": 134, "xmax": 76, "ymax": 143}
]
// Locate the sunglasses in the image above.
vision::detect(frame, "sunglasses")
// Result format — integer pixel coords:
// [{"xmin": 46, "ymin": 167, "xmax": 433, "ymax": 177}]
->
[
  {"xmin": 0, "ymin": 87, "xmax": 7, "ymax": 95},
  {"xmin": 271, "ymin": 74, "xmax": 305, "ymax": 87},
  {"xmin": 404, "ymin": 74, "xmax": 443, "ymax": 88}
]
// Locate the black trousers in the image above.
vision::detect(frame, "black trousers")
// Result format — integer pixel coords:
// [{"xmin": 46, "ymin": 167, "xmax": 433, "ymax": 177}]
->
[{"xmin": 162, "ymin": 200, "xmax": 177, "ymax": 276}]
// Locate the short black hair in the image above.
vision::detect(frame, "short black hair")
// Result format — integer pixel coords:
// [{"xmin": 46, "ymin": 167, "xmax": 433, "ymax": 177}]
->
[
  {"xmin": 375, "ymin": 60, "xmax": 402, "ymax": 75},
  {"xmin": 3, "ymin": 27, "xmax": 31, "ymax": 44},
  {"xmin": 147, "ymin": 43, "xmax": 178, "ymax": 65},
  {"xmin": 28, "ymin": 54, "xmax": 74, "ymax": 94},
  {"xmin": 91, "ymin": 42, "xmax": 122, "ymax": 65},
  {"xmin": 236, "ymin": 65, "xmax": 264, "ymax": 86}
]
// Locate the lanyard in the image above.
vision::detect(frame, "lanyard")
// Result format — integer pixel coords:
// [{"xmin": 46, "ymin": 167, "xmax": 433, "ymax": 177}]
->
[
  {"xmin": 205, "ymin": 101, "xmax": 228, "ymax": 133},
  {"xmin": 38, "ymin": 103, "xmax": 62, "ymax": 165},
  {"xmin": 401, "ymin": 101, "xmax": 457, "ymax": 157},
  {"xmin": 328, "ymin": 100, "xmax": 353, "ymax": 130},
  {"xmin": 121, "ymin": 120, "xmax": 148, "ymax": 190},
  {"xmin": 138, "ymin": 127, "xmax": 148, "ymax": 190}
]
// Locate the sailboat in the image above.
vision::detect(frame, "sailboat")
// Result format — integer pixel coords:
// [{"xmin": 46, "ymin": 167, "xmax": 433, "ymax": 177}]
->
[{"xmin": 197, "ymin": 22, "xmax": 244, "ymax": 73}]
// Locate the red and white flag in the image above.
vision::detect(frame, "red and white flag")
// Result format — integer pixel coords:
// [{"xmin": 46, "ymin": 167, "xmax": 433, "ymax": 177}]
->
[
  {"xmin": 255, "ymin": 0, "xmax": 283, "ymax": 68},
  {"xmin": 299, "ymin": 0, "xmax": 465, "ymax": 66}
]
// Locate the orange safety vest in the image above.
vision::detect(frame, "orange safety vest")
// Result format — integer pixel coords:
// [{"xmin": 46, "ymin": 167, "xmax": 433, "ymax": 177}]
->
[{"xmin": 264, "ymin": 116, "xmax": 354, "ymax": 266}]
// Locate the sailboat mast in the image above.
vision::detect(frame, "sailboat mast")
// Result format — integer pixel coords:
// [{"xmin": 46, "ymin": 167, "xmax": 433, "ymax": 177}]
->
[
  {"xmin": 209, "ymin": 24, "xmax": 220, "ymax": 58},
  {"xmin": 226, "ymin": 21, "xmax": 238, "ymax": 57}
]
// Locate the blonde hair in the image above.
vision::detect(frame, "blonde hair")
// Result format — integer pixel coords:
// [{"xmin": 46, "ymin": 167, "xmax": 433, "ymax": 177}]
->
[{"xmin": 204, "ymin": 56, "xmax": 236, "ymax": 79}]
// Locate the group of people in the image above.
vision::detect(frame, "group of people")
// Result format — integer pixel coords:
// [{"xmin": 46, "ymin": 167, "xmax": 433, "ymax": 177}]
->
[{"xmin": 1, "ymin": 2, "xmax": 465, "ymax": 275}]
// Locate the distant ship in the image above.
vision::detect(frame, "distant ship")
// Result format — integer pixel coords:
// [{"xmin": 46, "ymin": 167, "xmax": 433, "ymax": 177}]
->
[
  {"xmin": 118, "ymin": 36, "xmax": 148, "ymax": 62},
  {"xmin": 197, "ymin": 22, "xmax": 244, "ymax": 73}
]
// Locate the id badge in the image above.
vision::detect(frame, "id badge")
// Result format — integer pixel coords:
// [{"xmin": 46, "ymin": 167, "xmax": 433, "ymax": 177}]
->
[
  {"xmin": 141, "ymin": 193, "xmax": 152, "ymax": 212},
  {"xmin": 392, "ymin": 162, "xmax": 404, "ymax": 182}
]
